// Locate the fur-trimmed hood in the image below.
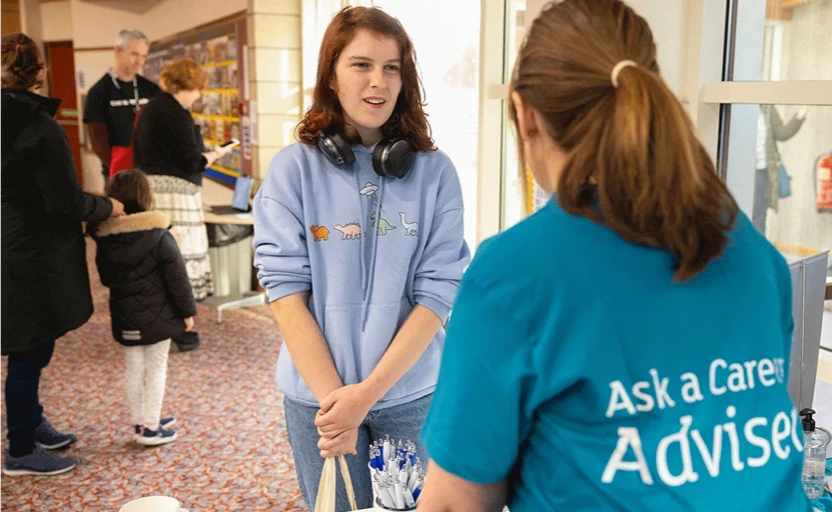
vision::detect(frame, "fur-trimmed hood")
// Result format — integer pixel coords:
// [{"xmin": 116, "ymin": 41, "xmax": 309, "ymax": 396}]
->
[
  {"xmin": 92, "ymin": 210, "xmax": 196, "ymax": 347},
  {"xmin": 93, "ymin": 211, "xmax": 172, "ymax": 267},
  {"xmin": 95, "ymin": 211, "xmax": 170, "ymax": 237}
]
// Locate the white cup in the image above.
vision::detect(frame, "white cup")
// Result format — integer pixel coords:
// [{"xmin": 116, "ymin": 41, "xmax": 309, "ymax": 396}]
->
[{"xmin": 119, "ymin": 496, "xmax": 188, "ymax": 512}]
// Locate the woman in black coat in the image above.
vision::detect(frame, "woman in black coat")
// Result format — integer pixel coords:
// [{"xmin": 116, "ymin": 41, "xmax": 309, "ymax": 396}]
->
[
  {"xmin": 1, "ymin": 33, "xmax": 124, "ymax": 476},
  {"xmin": 132, "ymin": 57, "xmax": 233, "ymax": 351}
]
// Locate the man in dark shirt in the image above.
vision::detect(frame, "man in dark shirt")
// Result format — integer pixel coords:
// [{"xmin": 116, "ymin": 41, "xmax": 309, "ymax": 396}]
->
[{"xmin": 83, "ymin": 29, "xmax": 161, "ymax": 188}]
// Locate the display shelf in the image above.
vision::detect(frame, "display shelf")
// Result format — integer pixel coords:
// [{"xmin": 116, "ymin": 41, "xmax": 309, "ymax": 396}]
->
[
  {"xmin": 201, "ymin": 60, "xmax": 237, "ymax": 68},
  {"xmin": 202, "ymin": 88, "xmax": 239, "ymax": 94},
  {"xmin": 209, "ymin": 164, "xmax": 240, "ymax": 177},
  {"xmin": 144, "ymin": 14, "xmax": 249, "ymax": 189},
  {"xmin": 193, "ymin": 113, "xmax": 240, "ymax": 122}
]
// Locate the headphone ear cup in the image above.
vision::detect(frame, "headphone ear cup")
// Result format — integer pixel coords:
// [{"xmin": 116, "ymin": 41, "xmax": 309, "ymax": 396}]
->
[
  {"xmin": 318, "ymin": 132, "xmax": 356, "ymax": 168},
  {"xmin": 373, "ymin": 138, "xmax": 414, "ymax": 179}
]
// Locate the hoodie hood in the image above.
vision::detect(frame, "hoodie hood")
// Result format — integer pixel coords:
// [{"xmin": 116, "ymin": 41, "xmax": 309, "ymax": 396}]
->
[
  {"xmin": 94, "ymin": 211, "xmax": 170, "ymax": 267},
  {"xmin": 1, "ymin": 89, "xmax": 61, "ymax": 148}
]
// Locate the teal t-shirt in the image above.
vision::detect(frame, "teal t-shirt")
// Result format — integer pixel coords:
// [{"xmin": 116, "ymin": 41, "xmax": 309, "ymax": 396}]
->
[{"xmin": 422, "ymin": 200, "xmax": 811, "ymax": 511}]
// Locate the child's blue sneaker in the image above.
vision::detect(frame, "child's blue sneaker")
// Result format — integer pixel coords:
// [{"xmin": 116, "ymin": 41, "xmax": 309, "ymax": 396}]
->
[
  {"xmin": 135, "ymin": 426, "xmax": 177, "ymax": 446},
  {"xmin": 134, "ymin": 416, "xmax": 175, "ymax": 435}
]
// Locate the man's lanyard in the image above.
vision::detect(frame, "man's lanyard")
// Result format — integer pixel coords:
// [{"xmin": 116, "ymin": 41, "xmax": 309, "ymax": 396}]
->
[{"xmin": 109, "ymin": 69, "xmax": 139, "ymax": 113}]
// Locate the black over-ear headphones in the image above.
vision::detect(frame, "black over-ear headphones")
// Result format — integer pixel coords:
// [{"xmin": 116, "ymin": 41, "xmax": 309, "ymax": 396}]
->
[{"xmin": 317, "ymin": 131, "xmax": 415, "ymax": 179}]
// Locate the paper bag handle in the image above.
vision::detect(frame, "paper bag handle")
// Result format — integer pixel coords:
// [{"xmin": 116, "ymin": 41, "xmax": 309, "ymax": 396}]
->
[{"xmin": 314, "ymin": 456, "xmax": 358, "ymax": 512}]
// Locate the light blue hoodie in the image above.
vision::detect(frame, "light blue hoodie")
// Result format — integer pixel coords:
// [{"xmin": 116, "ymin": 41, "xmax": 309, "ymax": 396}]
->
[{"xmin": 253, "ymin": 142, "xmax": 471, "ymax": 410}]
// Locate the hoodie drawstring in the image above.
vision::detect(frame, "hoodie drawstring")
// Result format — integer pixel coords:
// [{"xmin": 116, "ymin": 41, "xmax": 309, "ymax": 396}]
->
[
  {"xmin": 360, "ymin": 177, "xmax": 385, "ymax": 332},
  {"xmin": 356, "ymin": 170, "xmax": 368, "ymax": 305}
]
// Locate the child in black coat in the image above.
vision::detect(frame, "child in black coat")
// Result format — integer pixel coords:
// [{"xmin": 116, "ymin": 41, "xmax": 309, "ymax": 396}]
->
[{"xmin": 93, "ymin": 169, "xmax": 196, "ymax": 446}]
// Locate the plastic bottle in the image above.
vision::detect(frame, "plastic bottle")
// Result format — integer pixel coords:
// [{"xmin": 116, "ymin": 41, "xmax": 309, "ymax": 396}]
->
[{"xmin": 800, "ymin": 408, "xmax": 830, "ymax": 500}]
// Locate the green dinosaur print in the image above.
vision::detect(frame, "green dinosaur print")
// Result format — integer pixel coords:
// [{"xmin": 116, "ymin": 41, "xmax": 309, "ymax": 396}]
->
[{"xmin": 370, "ymin": 212, "xmax": 396, "ymax": 236}]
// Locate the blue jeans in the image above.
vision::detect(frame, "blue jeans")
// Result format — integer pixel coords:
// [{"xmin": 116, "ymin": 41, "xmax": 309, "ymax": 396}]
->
[
  {"xmin": 5, "ymin": 340, "xmax": 55, "ymax": 457},
  {"xmin": 284, "ymin": 393, "xmax": 432, "ymax": 511}
]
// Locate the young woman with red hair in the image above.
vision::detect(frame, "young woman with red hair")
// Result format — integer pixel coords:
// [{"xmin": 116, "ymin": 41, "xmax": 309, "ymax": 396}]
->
[{"xmin": 253, "ymin": 6, "xmax": 470, "ymax": 510}]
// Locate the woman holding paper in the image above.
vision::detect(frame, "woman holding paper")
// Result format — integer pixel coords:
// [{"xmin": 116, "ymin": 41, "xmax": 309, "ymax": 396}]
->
[
  {"xmin": 253, "ymin": 6, "xmax": 469, "ymax": 511},
  {"xmin": 133, "ymin": 58, "xmax": 235, "ymax": 350},
  {"xmin": 419, "ymin": 1, "xmax": 810, "ymax": 511}
]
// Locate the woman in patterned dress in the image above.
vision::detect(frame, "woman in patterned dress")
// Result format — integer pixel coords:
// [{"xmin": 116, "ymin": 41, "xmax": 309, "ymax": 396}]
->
[{"xmin": 133, "ymin": 58, "xmax": 234, "ymax": 351}]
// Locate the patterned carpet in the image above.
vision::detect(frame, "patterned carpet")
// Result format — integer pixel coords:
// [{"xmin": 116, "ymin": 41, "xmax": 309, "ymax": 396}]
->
[{"xmin": 1, "ymin": 239, "xmax": 307, "ymax": 511}]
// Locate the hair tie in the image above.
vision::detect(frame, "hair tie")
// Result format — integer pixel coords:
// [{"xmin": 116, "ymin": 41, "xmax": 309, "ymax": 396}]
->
[
  {"xmin": 611, "ymin": 60, "xmax": 638, "ymax": 88},
  {"xmin": 15, "ymin": 44, "xmax": 21, "ymax": 51}
]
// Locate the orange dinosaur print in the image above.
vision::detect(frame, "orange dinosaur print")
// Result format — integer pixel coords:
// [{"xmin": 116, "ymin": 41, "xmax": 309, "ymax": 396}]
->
[{"xmin": 310, "ymin": 226, "xmax": 330, "ymax": 241}]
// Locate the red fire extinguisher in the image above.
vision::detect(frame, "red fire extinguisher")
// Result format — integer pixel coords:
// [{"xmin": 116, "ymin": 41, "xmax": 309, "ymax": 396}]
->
[{"xmin": 816, "ymin": 150, "xmax": 832, "ymax": 213}]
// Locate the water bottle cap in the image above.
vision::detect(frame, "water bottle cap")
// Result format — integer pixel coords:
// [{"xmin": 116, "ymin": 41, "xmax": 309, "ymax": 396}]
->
[{"xmin": 800, "ymin": 408, "xmax": 817, "ymax": 432}]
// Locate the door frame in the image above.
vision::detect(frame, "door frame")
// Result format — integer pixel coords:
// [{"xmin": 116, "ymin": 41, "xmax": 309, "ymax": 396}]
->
[{"xmin": 43, "ymin": 40, "xmax": 83, "ymax": 185}]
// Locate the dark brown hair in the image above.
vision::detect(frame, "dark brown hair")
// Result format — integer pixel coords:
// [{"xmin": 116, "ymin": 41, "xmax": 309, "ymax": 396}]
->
[
  {"xmin": 510, "ymin": 0, "xmax": 738, "ymax": 281},
  {"xmin": 1, "ymin": 33, "xmax": 45, "ymax": 90},
  {"xmin": 159, "ymin": 58, "xmax": 205, "ymax": 94},
  {"xmin": 108, "ymin": 169, "xmax": 154, "ymax": 214},
  {"xmin": 296, "ymin": 6, "xmax": 433, "ymax": 151}
]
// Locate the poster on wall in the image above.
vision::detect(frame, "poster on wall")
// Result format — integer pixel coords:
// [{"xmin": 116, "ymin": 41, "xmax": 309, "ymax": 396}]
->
[{"xmin": 145, "ymin": 16, "xmax": 249, "ymax": 188}]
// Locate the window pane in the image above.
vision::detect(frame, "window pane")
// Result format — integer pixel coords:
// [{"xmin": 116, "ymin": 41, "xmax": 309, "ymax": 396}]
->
[
  {"xmin": 375, "ymin": 0, "xmax": 481, "ymax": 248},
  {"xmin": 759, "ymin": 0, "xmax": 832, "ymax": 81},
  {"xmin": 747, "ymin": 105, "xmax": 832, "ymax": 263},
  {"xmin": 302, "ymin": 0, "xmax": 346, "ymax": 111},
  {"xmin": 501, "ymin": 0, "xmax": 526, "ymax": 230},
  {"xmin": 745, "ymin": 105, "xmax": 832, "ymax": 361},
  {"xmin": 720, "ymin": 98, "xmax": 832, "ymax": 418}
]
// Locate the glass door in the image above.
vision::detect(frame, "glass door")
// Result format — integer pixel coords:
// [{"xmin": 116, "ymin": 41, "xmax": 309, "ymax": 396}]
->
[{"xmin": 376, "ymin": 0, "xmax": 482, "ymax": 249}]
